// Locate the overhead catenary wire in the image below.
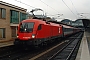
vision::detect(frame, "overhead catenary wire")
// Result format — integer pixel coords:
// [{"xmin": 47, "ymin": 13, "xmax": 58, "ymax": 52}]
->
[
  {"xmin": 39, "ymin": 0, "xmax": 64, "ymax": 19},
  {"xmin": 14, "ymin": 0, "xmax": 36, "ymax": 8},
  {"xmin": 39, "ymin": 0, "xmax": 60, "ymax": 13},
  {"xmin": 69, "ymin": 0, "xmax": 78, "ymax": 14},
  {"xmin": 62, "ymin": 0, "xmax": 77, "ymax": 18}
]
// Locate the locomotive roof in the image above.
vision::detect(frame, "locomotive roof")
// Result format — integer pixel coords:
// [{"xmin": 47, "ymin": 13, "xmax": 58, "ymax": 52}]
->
[
  {"xmin": 21, "ymin": 19, "xmax": 46, "ymax": 24},
  {"xmin": 21, "ymin": 19, "xmax": 75, "ymax": 28}
]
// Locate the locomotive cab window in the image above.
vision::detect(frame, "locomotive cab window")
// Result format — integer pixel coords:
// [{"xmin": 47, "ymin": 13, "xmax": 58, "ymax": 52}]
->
[
  {"xmin": 38, "ymin": 24, "xmax": 42, "ymax": 30},
  {"xmin": 20, "ymin": 22, "xmax": 34, "ymax": 32}
]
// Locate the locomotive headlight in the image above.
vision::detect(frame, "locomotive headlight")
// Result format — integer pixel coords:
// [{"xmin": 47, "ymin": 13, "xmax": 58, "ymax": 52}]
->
[
  {"xmin": 17, "ymin": 36, "xmax": 19, "ymax": 38},
  {"xmin": 32, "ymin": 34, "xmax": 35, "ymax": 38},
  {"xmin": 17, "ymin": 34, "xmax": 19, "ymax": 38}
]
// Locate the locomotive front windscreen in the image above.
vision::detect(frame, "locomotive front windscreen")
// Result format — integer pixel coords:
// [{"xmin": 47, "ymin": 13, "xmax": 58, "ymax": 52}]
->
[{"xmin": 20, "ymin": 22, "xmax": 34, "ymax": 32}]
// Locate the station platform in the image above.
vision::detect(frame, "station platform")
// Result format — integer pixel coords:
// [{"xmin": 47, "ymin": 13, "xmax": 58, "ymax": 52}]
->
[
  {"xmin": 0, "ymin": 40, "xmax": 13, "ymax": 47},
  {"xmin": 76, "ymin": 31, "xmax": 90, "ymax": 60}
]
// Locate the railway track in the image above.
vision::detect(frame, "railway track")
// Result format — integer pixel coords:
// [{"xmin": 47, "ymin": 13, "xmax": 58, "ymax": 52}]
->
[
  {"xmin": 0, "ymin": 32, "xmax": 83, "ymax": 60},
  {"xmin": 47, "ymin": 32, "xmax": 83, "ymax": 60}
]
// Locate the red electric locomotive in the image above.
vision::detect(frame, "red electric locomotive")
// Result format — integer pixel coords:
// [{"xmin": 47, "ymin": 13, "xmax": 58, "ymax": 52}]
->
[{"xmin": 14, "ymin": 19, "xmax": 63, "ymax": 46}]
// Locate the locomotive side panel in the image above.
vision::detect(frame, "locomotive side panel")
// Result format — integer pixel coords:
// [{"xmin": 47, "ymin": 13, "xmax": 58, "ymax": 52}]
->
[
  {"xmin": 36, "ymin": 24, "xmax": 51, "ymax": 39},
  {"xmin": 52, "ymin": 26, "xmax": 59, "ymax": 36}
]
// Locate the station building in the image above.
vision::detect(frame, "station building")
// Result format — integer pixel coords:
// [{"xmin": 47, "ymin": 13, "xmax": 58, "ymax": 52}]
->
[{"xmin": 0, "ymin": 1, "xmax": 27, "ymax": 42}]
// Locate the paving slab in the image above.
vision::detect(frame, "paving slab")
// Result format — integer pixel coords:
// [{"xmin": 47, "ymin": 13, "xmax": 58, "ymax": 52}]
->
[{"xmin": 76, "ymin": 32, "xmax": 90, "ymax": 60}]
